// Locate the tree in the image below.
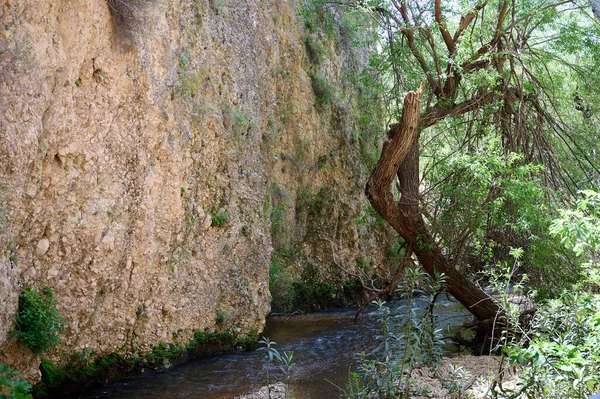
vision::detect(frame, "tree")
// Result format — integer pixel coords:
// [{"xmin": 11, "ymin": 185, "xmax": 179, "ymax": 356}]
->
[{"xmin": 310, "ymin": 0, "xmax": 600, "ymax": 326}]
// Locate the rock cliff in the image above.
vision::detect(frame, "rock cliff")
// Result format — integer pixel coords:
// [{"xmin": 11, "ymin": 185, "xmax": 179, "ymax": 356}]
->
[{"xmin": 0, "ymin": 0, "xmax": 393, "ymax": 382}]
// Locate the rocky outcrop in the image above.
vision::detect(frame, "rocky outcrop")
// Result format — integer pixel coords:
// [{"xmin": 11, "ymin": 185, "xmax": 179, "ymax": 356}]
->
[{"xmin": 0, "ymin": 0, "xmax": 394, "ymax": 381}]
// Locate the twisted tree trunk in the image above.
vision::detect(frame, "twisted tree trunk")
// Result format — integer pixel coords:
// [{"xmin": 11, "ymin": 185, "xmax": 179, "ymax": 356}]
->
[{"xmin": 365, "ymin": 84, "xmax": 501, "ymax": 322}]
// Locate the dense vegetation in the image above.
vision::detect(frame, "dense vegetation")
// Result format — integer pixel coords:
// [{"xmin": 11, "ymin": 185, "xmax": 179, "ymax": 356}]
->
[{"xmin": 298, "ymin": 0, "xmax": 600, "ymax": 397}]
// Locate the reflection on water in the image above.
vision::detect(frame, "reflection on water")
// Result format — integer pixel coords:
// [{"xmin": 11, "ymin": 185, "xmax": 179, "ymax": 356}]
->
[{"xmin": 72, "ymin": 297, "xmax": 468, "ymax": 399}]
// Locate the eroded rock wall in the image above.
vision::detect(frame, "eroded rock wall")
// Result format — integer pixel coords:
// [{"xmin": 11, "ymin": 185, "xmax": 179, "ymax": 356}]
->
[{"xmin": 0, "ymin": 0, "xmax": 394, "ymax": 381}]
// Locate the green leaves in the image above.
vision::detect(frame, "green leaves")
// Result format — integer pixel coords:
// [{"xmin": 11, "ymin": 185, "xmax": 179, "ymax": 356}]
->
[
  {"xmin": 257, "ymin": 337, "xmax": 295, "ymax": 398},
  {"xmin": 550, "ymin": 190, "xmax": 600, "ymax": 259},
  {"xmin": 0, "ymin": 364, "xmax": 32, "ymax": 399},
  {"xmin": 13, "ymin": 287, "xmax": 67, "ymax": 355},
  {"xmin": 500, "ymin": 194, "xmax": 600, "ymax": 397}
]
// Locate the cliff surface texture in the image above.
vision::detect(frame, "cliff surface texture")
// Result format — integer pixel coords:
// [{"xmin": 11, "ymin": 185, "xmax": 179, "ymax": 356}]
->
[{"xmin": 0, "ymin": 0, "xmax": 393, "ymax": 382}]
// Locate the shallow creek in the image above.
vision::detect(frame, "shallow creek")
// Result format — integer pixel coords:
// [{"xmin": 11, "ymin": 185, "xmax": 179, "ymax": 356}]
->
[{"xmin": 72, "ymin": 297, "xmax": 469, "ymax": 399}]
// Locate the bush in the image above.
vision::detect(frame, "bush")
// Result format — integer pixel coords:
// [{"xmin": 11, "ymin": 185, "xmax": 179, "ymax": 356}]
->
[
  {"xmin": 0, "ymin": 364, "xmax": 32, "ymax": 399},
  {"xmin": 13, "ymin": 287, "xmax": 67, "ymax": 354},
  {"xmin": 347, "ymin": 267, "xmax": 445, "ymax": 399},
  {"xmin": 497, "ymin": 191, "xmax": 600, "ymax": 398},
  {"xmin": 211, "ymin": 212, "xmax": 229, "ymax": 227},
  {"xmin": 308, "ymin": 72, "xmax": 334, "ymax": 106},
  {"xmin": 503, "ymin": 289, "xmax": 600, "ymax": 398}
]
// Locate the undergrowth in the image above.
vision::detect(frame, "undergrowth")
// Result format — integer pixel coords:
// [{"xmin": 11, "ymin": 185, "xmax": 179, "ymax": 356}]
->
[
  {"xmin": 347, "ymin": 266, "xmax": 446, "ymax": 398},
  {"xmin": 12, "ymin": 287, "xmax": 67, "ymax": 355},
  {"xmin": 0, "ymin": 364, "xmax": 33, "ymax": 399}
]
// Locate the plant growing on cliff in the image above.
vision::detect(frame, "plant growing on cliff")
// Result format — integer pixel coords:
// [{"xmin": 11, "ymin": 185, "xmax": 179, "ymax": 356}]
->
[
  {"xmin": 0, "ymin": 364, "xmax": 32, "ymax": 399},
  {"xmin": 308, "ymin": 72, "xmax": 334, "ymax": 106},
  {"xmin": 12, "ymin": 287, "xmax": 67, "ymax": 355},
  {"xmin": 211, "ymin": 212, "xmax": 229, "ymax": 227}
]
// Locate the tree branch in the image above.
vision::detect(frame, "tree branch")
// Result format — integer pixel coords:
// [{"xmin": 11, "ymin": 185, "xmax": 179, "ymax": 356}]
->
[{"xmin": 435, "ymin": 0, "xmax": 457, "ymax": 55}]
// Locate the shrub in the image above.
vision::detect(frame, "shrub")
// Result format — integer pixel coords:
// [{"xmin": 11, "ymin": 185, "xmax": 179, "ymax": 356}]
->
[
  {"xmin": 308, "ymin": 72, "xmax": 334, "ymax": 106},
  {"xmin": 211, "ymin": 212, "xmax": 229, "ymax": 227},
  {"xmin": 502, "ymin": 289, "xmax": 600, "ymax": 399},
  {"xmin": 496, "ymin": 191, "xmax": 600, "ymax": 398},
  {"xmin": 13, "ymin": 287, "xmax": 67, "ymax": 354},
  {"xmin": 304, "ymin": 36, "xmax": 328, "ymax": 65},
  {"xmin": 0, "ymin": 364, "xmax": 32, "ymax": 399},
  {"xmin": 347, "ymin": 267, "xmax": 445, "ymax": 398}
]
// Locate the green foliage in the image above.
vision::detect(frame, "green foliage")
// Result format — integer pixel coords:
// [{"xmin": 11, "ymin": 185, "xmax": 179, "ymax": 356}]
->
[
  {"xmin": 423, "ymin": 135, "xmax": 576, "ymax": 296},
  {"xmin": 216, "ymin": 311, "xmax": 227, "ymax": 323},
  {"xmin": 304, "ymin": 36, "xmax": 328, "ymax": 65},
  {"xmin": 13, "ymin": 287, "xmax": 67, "ymax": 355},
  {"xmin": 443, "ymin": 364, "xmax": 474, "ymax": 399},
  {"xmin": 211, "ymin": 212, "xmax": 229, "ymax": 227},
  {"xmin": 347, "ymin": 68, "xmax": 385, "ymax": 170},
  {"xmin": 353, "ymin": 203, "xmax": 387, "ymax": 229},
  {"xmin": 502, "ymin": 289, "xmax": 600, "ymax": 399},
  {"xmin": 348, "ymin": 267, "xmax": 445, "ymax": 398},
  {"xmin": 498, "ymin": 193, "xmax": 600, "ymax": 398},
  {"xmin": 231, "ymin": 107, "xmax": 254, "ymax": 134},
  {"xmin": 308, "ymin": 72, "xmax": 334, "ymax": 106},
  {"xmin": 550, "ymin": 190, "xmax": 600, "ymax": 258},
  {"xmin": 257, "ymin": 337, "xmax": 295, "ymax": 399},
  {"xmin": 296, "ymin": 187, "xmax": 333, "ymax": 218},
  {"xmin": 297, "ymin": 0, "xmax": 337, "ymax": 38},
  {"xmin": 269, "ymin": 244, "xmax": 358, "ymax": 313},
  {"xmin": 270, "ymin": 205, "xmax": 286, "ymax": 234},
  {"xmin": 0, "ymin": 364, "xmax": 32, "ymax": 399}
]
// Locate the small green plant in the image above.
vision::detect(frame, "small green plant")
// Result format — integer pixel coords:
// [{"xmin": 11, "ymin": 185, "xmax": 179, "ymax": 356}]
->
[
  {"xmin": 304, "ymin": 36, "xmax": 328, "ymax": 64},
  {"xmin": 13, "ymin": 287, "xmax": 67, "ymax": 355},
  {"xmin": 230, "ymin": 107, "xmax": 254, "ymax": 135},
  {"xmin": 241, "ymin": 225, "xmax": 250, "ymax": 237},
  {"xmin": 211, "ymin": 212, "xmax": 229, "ymax": 227},
  {"xmin": 216, "ymin": 311, "xmax": 227, "ymax": 323},
  {"xmin": 443, "ymin": 364, "xmax": 473, "ymax": 399},
  {"xmin": 0, "ymin": 364, "xmax": 33, "ymax": 399},
  {"xmin": 347, "ymin": 267, "xmax": 445, "ymax": 399},
  {"xmin": 270, "ymin": 205, "xmax": 285, "ymax": 234},
  {"xmin": 308, "ymin": 72, "xmax": 334, "ymax": 106},
  {"xmin": 258, "ymin": 337, "xmax": 295, "ymax": 399},
  {"xmin": 296, "ymin": 187, "xmax": 331, "ymax": 217}
]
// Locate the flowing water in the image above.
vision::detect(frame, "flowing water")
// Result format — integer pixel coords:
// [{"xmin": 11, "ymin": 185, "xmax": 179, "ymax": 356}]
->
[{"xmin": 71, "ymin": 297, "xmax": 469, "ymax": 399}]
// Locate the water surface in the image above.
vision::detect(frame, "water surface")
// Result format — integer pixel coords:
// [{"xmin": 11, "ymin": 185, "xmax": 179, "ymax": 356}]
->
[{"xmin": 73, "ymin": 297, "xmax": 469, "ymax": 399}]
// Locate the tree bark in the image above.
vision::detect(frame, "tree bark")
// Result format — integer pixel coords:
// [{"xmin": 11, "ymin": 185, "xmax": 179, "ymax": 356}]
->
[{"xmin": 365, "ymin": 84, "xmax": 502, "ymax": 322}]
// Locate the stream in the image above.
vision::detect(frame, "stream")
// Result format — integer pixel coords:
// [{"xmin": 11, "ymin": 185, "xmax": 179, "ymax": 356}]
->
[{"xmin": 71, "ymin": 297, "xmax": 469, "ymax": 399}]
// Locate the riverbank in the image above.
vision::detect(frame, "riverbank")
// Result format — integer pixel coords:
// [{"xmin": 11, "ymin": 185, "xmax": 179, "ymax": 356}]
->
[{"xmin": 236, "ymin": 354, "xmax": 515, "ymax": 399}]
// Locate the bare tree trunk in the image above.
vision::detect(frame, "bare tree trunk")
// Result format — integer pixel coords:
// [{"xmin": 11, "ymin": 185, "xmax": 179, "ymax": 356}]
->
[{"xmin": 365, "ymin": 84, "xmax": 502, "ymax": 322}]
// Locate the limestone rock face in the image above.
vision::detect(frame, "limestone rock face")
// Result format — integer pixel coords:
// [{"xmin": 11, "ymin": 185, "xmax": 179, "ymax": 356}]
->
[{"xmin": 0, "ymin": 0, "xmax": 392, "ymax": 380}]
